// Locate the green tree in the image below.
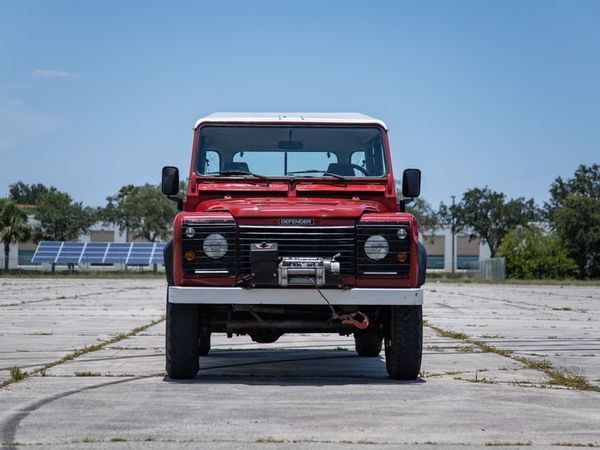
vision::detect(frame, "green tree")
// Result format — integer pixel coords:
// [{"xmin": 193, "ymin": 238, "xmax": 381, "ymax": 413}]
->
[
  {"xmin": 546, "ymin": 164, "xmax": 600, "ymax": 278},
  {"xmin": 102, "ymin": 184, "xmax": 177, "ymax": 242},
  {"xmin": 407, "ymin": 197, "xmax": 439, "ymax": 242},
  {"xmin": 33, "ymin": 190, "xmax": 97, "ymax": 241},
  {"xmin": 439, "ymin": 187, "xmax": 539, "ymax": 257},
  {"xmin": 8, "ymin": 182, "xmax": 56, "ymax": 205},
  {"xmin": 0, "ymin": 199, "xmax": 32, "ymax": 272},
  {"xmin": 497, "ymin": 227, "xmax": 577, "ymax": 279}
]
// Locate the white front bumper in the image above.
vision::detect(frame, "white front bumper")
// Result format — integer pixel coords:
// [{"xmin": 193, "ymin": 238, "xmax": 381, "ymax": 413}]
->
[{"xmin": 168, "ymin": 286, "xmax": 423, "ymax": 306}]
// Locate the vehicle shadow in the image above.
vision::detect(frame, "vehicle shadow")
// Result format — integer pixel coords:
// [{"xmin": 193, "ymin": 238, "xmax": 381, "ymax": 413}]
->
[{"xmin": 164, "ymin": 347, "xmax": 425, "ymax": 386}]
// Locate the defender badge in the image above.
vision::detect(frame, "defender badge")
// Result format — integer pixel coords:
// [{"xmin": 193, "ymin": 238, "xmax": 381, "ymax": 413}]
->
[{"xmin": 279, "ymin": 218, "xmax": 314, "ymax": 225}]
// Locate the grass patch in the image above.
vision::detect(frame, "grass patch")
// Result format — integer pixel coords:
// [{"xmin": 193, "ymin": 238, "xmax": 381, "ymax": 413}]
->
[
  {"xmin": 110, "ymin": 437, "xmax": 126, "ymax": 442},
  {"xmin": 424, "ymin": 323, "xmax": 469, "ymax": 341},
  {"xmin": 10, "ymin": 367, "xmax": 26, "ymax": 381}
]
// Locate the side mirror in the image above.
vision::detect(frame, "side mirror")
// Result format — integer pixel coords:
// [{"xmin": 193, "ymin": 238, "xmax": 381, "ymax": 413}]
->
[
  {"xmin": 402, "ymin": 168, "xmax": 421, "ymax": 198},
  {"xmin": 161, "ymin": 166, "xmax": 179, "ymax": 196}
]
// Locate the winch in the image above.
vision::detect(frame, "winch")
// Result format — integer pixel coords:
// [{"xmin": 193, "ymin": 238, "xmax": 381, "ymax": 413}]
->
[
  {"xmin": 278, "ymin": 256, "xmax": 341, "ymax": 287},
  {"xmin": 249, "ymin": 242, "xmax": 341, "ymax": 287}
]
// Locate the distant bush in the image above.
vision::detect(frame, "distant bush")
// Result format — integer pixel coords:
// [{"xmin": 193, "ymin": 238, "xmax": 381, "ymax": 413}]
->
[{"xmin": 498, "ymin": 227, "xmax": 577, "ymax": 279}]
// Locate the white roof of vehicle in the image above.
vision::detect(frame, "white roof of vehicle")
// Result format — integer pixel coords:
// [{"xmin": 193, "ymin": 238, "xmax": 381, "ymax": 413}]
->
[{"xmin": 194, "ymin": 112, "xmax": 388, "ymax": 130}]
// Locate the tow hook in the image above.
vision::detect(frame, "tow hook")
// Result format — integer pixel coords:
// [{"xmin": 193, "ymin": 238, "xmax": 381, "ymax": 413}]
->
[{"xmin": 340, "ymin": 311, "xmax": 369, "ymax": 330}]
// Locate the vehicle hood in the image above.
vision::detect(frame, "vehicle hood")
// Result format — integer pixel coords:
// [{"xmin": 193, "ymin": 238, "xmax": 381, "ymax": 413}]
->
[{"xmin": 197, "ymin": 197, "xmax": 387, "ymax": 219}]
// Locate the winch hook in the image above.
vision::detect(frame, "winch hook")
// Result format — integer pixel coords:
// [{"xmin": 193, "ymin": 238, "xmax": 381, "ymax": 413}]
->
[{"xmin": 340, "ymin": 311, "xmax": 369, "ymax": 330}]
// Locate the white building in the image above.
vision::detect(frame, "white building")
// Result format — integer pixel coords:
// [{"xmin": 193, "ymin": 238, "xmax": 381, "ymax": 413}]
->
[{"xmin": 421, "ymin": 227, "xmax": 491, "ymax": 272}]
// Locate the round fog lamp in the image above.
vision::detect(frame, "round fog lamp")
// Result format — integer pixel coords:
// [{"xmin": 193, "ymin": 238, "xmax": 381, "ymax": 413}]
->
[
  {"xmin": 185, "ymin": 227, "xmax": 196, "ymax": 238},
  {"xmin": 203, "ymin": 233, "xmax": 228, "ymax": 259},
  {"xmin": 364, "ymin": 235, "xmax": 389, "ymax": 261},
  {"xmin": 397, "ymin": 228, "xmax": 408, "ymax": 239},
  {"xmin": 184, "ymin": 250, "xmax": 196, "ymax": 262},
  {"xmin": 397, "ymin": 252, "xmax": 408, "ymax": 263}
]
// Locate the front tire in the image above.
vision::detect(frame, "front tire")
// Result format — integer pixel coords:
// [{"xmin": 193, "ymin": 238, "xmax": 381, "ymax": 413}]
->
[
  {"xmin": 198, "ymin": 331, "xmax": 211, "ymax": 356},
  {"xmin": 385, "ymin": 305, "xmax": 422, "ymax": 380},
  {"xmin": 354, "ymin": 331, "xmax": 382, "ymax": 357},
  {"xmin": 166, "ymin": 299, "xmax": 199, "ymax": 379}
]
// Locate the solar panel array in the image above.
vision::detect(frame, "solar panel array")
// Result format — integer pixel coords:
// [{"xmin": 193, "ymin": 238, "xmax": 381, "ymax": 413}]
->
[{"xmin": 31, "ymin": 241, "xmax": 165, "ymax": 265}]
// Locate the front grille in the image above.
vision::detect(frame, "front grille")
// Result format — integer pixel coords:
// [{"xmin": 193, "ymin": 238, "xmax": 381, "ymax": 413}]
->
[
  {"xmin": 357, "ymin": 222, "xmax": 411, "ymax": 277},
  {"xmin": 181, "ymin": 220, "xmax": 236, "ymax": 277},
  {"xmin": 238, "ymin": 225, "xmax": 356, "ymax": 276}
]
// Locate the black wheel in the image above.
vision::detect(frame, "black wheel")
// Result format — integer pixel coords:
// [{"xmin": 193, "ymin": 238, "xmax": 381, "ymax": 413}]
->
[
  {"xmin": 354, "ymin": 331, "xmax": 382, "ymax": 357},
  {"xmin": 385, "ymin": 305, "xmax": 422, "ymax": 380},
  {"xmin": 198, "ymin": 331, "xmax": 211, "ymax": 356},
  {"xmin": 166, "ymin": 298, "xmax": 199, "ymax": 379}
]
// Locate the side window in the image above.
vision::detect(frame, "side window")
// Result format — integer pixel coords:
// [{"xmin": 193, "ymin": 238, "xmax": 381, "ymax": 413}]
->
[{"xmin": 205, "ymin": 150, "xmax": 220, "ymax": 173}]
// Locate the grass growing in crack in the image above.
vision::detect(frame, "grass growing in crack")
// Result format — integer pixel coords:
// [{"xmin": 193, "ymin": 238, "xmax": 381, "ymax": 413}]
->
[
  {"xmin": 10, "ymin": 367, "xmax": 26, "ymax": 381},
  {"xmin": 552, "ymin": 442, "xmax": 600, "ymax": 447},
  {"xmin": 74, "ymin": 371, "xmax": 102, "ymax": 377},
  {"xmin": 0, "ymin": 315, "xmax": 165, "ymax": 389},
  {"xmin": 485, "ymin": 441, "xmax": 531, "ymax": 447},
  {"xmin": 256, "ymin": 437, "xmax": 286, "ymax": 443},
  {"xmin": 455, "ymin": 345, "xmax": 475, "ymax": 353},
  {"xmin": 426, "ymin": 323, "xmax": 600, "ymax": 392},
  {"xmin": 1, "ymin": 367, "xmax": 27, "ymax": 387}
]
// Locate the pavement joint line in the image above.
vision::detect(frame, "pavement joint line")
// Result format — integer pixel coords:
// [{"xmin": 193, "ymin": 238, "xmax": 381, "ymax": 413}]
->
[
  {"xmin": 424, "ymin": 321, "xmax": 600, "ymax": 393},
  {"xmin": 0, "ymin": 286, "xmax": 161, "ymax": 308},
  {"xmin": 2, "ymin": 437, "xmax": 599, "ymax": 447},
  {"xmin": 428, "ymin": 289, "xmax": 596, "ymax": 314},
  {"xmin": 0, "ymin": 316, "xmax": 165, "ymax": 389}
]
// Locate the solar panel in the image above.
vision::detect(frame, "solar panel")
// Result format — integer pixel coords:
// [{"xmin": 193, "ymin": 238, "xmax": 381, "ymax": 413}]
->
[
  {"xmin": 80, "ymin": 242, "xmax": 109, "ymax": 264},
  {"xmin": 55, "ymin": 242, "xmax": 85, "ymax": 264},
  {"xmin": 127, "ymin": 242, "xmax": 155, "ymax": 265},
  {"xmin": 31, "ymin": 241, "xmax": 62, "ymax": 263},
  {"xmin": 151, "ymin": 242, "xmax": 165, "ymax": 265},
  {"xmin": 31, "ymin": 241, "xmax": 166, "ymax": 265},
  {"xmin": 103, "ymin": 243, "xmax": 132, "ymax": 264}
]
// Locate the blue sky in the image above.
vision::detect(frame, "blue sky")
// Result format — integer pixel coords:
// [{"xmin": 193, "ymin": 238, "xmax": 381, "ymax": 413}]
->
[{"xmin": 1, "ymin": 0, "xmax": 599, "ymax": 208}]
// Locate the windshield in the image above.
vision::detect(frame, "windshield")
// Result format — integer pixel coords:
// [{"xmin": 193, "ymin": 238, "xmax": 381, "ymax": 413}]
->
[{"xmin": 196, "ymin": 125, "xmax": 387, "ymax": 178}]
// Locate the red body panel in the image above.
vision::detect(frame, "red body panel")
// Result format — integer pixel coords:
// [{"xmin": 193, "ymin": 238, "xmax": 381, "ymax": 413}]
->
[{"xmin": 174, "ymin": 122, "xmax": 421, "ymax": 290}]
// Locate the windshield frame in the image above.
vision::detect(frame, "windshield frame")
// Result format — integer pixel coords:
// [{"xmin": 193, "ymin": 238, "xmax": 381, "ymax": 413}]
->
[{"xmin": 193, "ymin": 123, "xmax": 391, "ymax": 181}]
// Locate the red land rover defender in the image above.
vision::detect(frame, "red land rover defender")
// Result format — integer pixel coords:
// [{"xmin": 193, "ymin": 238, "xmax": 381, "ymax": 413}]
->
[{"xmin": 161, "ymin": 113, "xmax": 426, "ymax": 380}]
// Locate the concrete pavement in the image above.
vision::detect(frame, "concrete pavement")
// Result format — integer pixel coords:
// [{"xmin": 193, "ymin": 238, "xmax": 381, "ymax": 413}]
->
[{"xmin": 1, "ymin": 279, "xmax": 599, "ymax": 449}]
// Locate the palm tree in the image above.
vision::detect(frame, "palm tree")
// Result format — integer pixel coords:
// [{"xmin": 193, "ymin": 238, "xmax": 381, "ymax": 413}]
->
[{"xmin": 0, "ymin": 199, "xmax": 32, "ymax": 272}]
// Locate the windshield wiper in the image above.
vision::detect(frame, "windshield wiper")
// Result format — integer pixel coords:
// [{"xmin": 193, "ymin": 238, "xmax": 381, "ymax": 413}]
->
[
  {"xmin": 286, "ymin": 169, "xmax": 346, "ymax": 181},
  {"xmin": 207, "ymin": 170, "xmax": 269, "ymax": 181}
]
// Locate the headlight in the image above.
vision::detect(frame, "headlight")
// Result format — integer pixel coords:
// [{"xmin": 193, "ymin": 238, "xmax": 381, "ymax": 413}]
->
[
  {"xmin": 364, "ymin": 235, "xmax": 389, "ymax": 261},
  {"xmin": 203, "ymin": 233, "xmax": 228, "ymax": 259}
]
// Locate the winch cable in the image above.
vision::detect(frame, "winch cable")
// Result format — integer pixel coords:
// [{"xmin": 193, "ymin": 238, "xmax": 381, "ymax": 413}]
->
[
  {"xmin": 305, "ymin": 277, "xmax": 370, "ymax": 330},
  {"xmin": 305, "ymin": 276, "xmax": 341, "ymax": 320}
]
